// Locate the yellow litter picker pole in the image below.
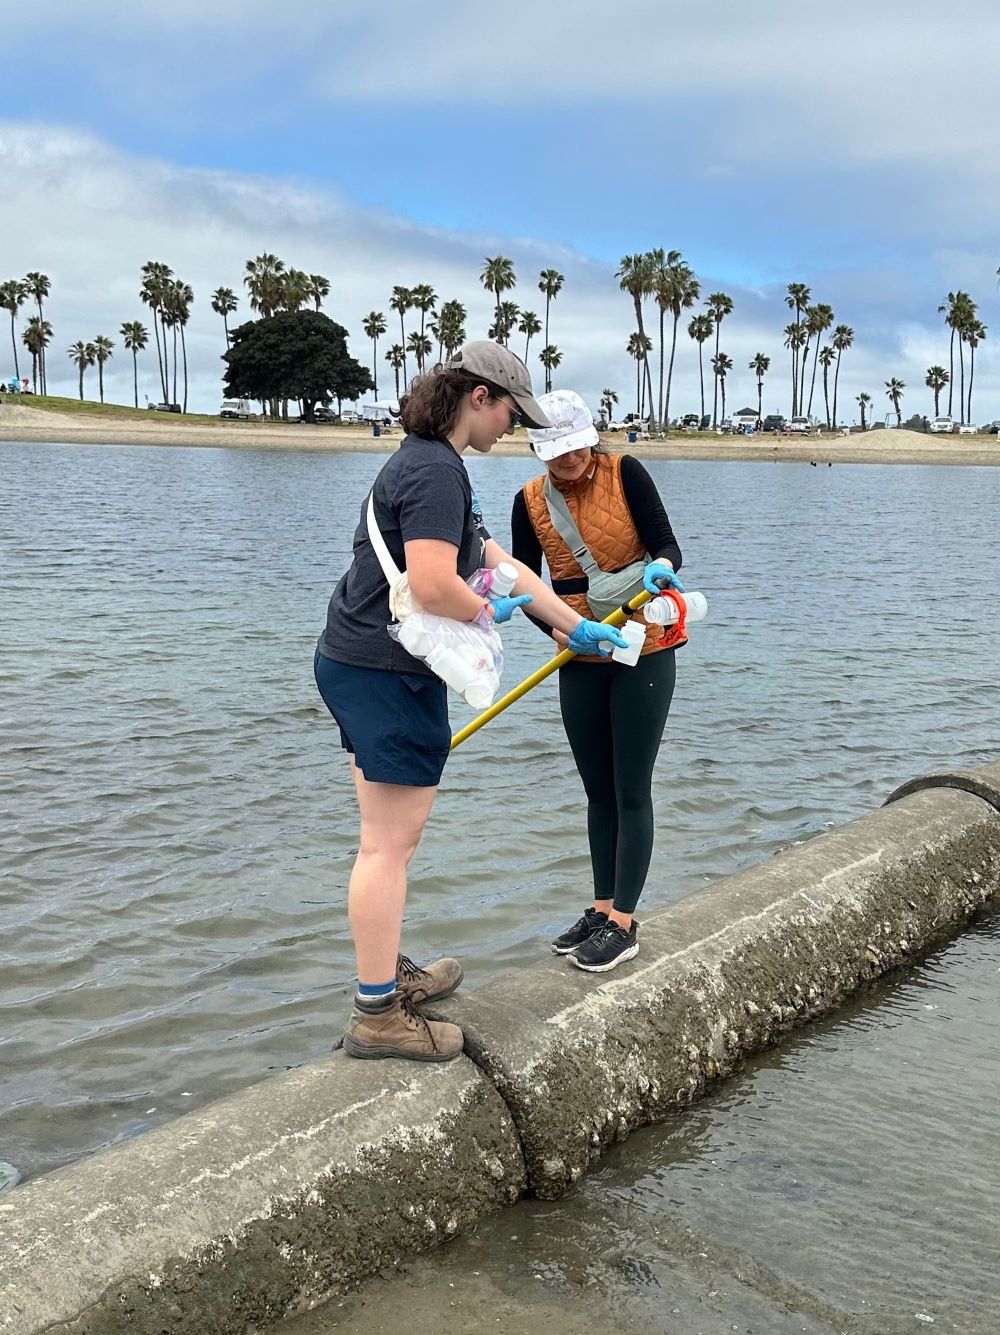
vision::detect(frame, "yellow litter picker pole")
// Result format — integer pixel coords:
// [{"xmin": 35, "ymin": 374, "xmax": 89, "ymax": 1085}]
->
[{"xmin": 449, "ymin": 588, "xmax": 654, "ymax": 751}]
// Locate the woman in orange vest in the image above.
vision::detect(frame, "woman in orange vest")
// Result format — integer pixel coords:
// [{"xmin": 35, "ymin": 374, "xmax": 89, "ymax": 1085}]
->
[{"xmin": 511, "ymin": 390, "xmax": 685, "ymax": 972}]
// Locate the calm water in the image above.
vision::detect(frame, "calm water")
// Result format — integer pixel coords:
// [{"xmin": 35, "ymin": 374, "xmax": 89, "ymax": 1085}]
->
[{"xmin": 2, "ymin": 442, "xmax": 999, "ymax": 1194}]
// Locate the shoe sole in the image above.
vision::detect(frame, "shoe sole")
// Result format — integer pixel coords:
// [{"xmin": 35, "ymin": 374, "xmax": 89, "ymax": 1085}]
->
[
  {"xmin": 570, "ymin": 943, "xmax": 640, "ymax": 973},
  {"xmin": 551, "ymin": 942, "xmax": 586, "ymax": 955},
  {"xmin": 342, "ymin": 1034, "xmax": 464, "ymax": 1062}
]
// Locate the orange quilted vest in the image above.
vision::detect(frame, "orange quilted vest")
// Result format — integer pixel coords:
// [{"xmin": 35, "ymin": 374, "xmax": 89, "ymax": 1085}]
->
[{"xmin": 522, "ymin": 453, "xmax": 665, "ymax": 660}]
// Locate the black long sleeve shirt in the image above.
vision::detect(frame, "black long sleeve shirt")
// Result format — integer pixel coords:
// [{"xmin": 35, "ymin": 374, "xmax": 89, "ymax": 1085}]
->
[{"xmin": 510, "ymin": 454, "xmax": 682, "ymax": 637}]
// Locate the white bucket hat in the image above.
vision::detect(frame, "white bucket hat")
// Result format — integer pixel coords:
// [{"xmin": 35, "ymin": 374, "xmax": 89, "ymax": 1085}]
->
[{"xmin": 526, "ymin": 390, "xmax": 600, "ymax": 461}]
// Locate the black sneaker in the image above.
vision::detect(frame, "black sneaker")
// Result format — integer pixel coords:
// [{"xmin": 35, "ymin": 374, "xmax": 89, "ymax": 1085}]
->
[
  {"xmin": 551, "ymin": 907, "xmax": 608, "ymax": 955},
  {"xmin": 570, "ymin": 920, "xmax": 639, "ymax": 972}
]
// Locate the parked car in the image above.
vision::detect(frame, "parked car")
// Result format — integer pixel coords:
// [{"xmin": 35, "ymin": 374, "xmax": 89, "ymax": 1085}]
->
[
  {"xmin": 928, "ymin": 415, "xmax": 954, "ymax": 434},
  {"xmin": 986, "ymin": 421, "xmax": 1000, "ymax": 435},
  {"xmin": 219, "ymin": 398, "xmax": 252, "ymax": 419},
  {"xmin": 762, "ymin": 414, "xmax": 787, "ymax": 433},
  {"xmin": 680, "ymin": 413, "xmax": 701, "ymax": 430},
  {"xmin": 312, "ymin": 406, "xmax": 339, "ymax": 423},
  {"xmin": 789, "ymin": 416, "xmax": 811, "ymax": 434},
  {"xmin": 148, "ymin": 402, "xmax": 181, "ymax": 414},
  {"xmin": 955, "ymin": 422, "xmax": 977, "ymax": 434},
  {"xmin": 340, "ymin": 410, "xmax": 362, "ymax": 425}
]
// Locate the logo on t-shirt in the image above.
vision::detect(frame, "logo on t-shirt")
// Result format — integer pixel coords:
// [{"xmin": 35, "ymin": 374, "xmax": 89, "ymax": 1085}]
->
[{"xmin": 470, "ymin": 487, "xmax": 487, "ymax": 536}]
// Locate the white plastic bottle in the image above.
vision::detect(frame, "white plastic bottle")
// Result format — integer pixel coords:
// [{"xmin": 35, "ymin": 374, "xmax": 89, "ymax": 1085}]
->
[
  {"xmin": 642, "ymin": 590, "xmax": 708, "ymax": 625},
  {"xmin": 611, "ymin": 619, "xmax": 646, "ymax": 666},
  {"xmin": 424, "ymin": 642, "xmax": 497, "ymax": 709},
  {"xmin": 396, "ymin": 617, "xmax": 436, "ymax": 658},
  {"xmin": 489, "ymin": 561, "xmax": 519, "ymax": 597}
]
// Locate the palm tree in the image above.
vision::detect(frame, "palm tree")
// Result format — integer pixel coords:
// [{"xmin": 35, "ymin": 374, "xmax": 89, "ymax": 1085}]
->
[
  {"xmin": 363, "ymin": 311, "xmax": 387, "ymax": 399},
  {"xmin": 938, "ymin": 291, "xmax": 973, "ymax": 419},
  {"xmin": 519, "ymin": 309, "xmax": 542, "ymax": 363},
  {"xmin": 68, "ymin": 339, "xmax": 96, "ymax": 400},
  {"xmin": 857, "ymin": 391, "xmax": 872, "ymax": 431},
  {"xmin": 785, "ymin": 283, "xmax": 811, "ymax": 414},
  {"xmin": 281, "ymin": 268, "xmax": 311, "ymax": 313},
  {"xmin": 749, "ymin": 353, "xmax": 770, "ymax": 422},
  {"xmin": 22, "ymin": 317, "xmax": 51, "ymax": 394},
  {"xmin": 712, "ymin": 352, "xmax": 733, "ymax": 422},
  {"xmin": 385, "ymin": 344, "xmax": 405, "ymax": 399},
  {"xmin": 24, "ymin": 272, "xmax": 51, "ymax": 392},
  {"xmin": 831, "ymin": 324, "xmax": 854, "ymax": 429},
  {"xmin": 389, "ymin": 286, "xmax": 412, "ymax": 390},
  {"xmin": 963, "ymin": 320, "xmax": 987, "ymax": 425},
  {"xmin": 538, "ymin": 344, "xmax": 562, "ymax": 390},
  {"xmin": 654, "ymin": 250, "xmax": 699, "ymax": 428},
  {"xmin": 163, "ymin": 279, "xmax": 193, "ymax": 410},
  {"xmin": 706, "ymin": 292, "xmax": 734, "ymax": 426},
  {"xmin": 538, "ymin": 269, "xmax": 564, "ymax": 387},
  {"xmin": 244, "ymin": 253, "xmax": 286, "ymax": 319},
  {"xmin": 0, "ymin": 279, "xmax": 27, "ymax": 381},
  {"xmin": 491, "ymin": 300, "xmax": 520, "ymax": 347},
  {"xmin": 627, "ymin": 330, "xmax": 653, "ymax": 415},
  {"xmin": 211, "ymin": 287, "xmax": 238, "ymax": 347},
  {"xmin": 432, "ymin": 299, "xmax": 467, "ymax": 362},
  {"xmin": 805, "ymin": 304, "xmax": 834, "ymax": 416},
  {"xmin": 818, "ymin": 345, "xmax": 836, "ymax": 427},
  {"xmin": 410, "ymin": 284, "xmax": 437, "ymax": 347},
  {"xmin": 308, "ymin": 273, "xmax": 331, "ymax": 311},
  {"xmin": 406, "ymin": 330, "xmax": 433, "ymax": 375},
  {"xmin": 140, "ymin": 260, "xmax": 173, "ymax": 400},
  {"xmin": 481, "ymin": 257, "xmax": 516, "ymax": 340},
  {"xmin": 617, "ymin": 254, "xmax": 656, "ymax": 420},
  {"xmin": 783, "ymin": 323, "xmax": 807, "ymax": 416},
  {"xmin": 92, "ymin": 335, "xmax": 114, "ymax": 404},
  {"xmin": 885, "ymin": 377, "xmax": 905, "ymax": 426},
  {"xmin": 688, "ymin": 313, "xmax": 714, "ymax": 422},
  {"xmin": 925, "ymin": 365, "xmax": 949, "ymax": 417},
  {"xmin": 120, "ymin": 320, "xmax": 149, "ymax": 408},
  {"xmin": 600, "ymin": 388, "xmax": 618, "ymax": 425}
]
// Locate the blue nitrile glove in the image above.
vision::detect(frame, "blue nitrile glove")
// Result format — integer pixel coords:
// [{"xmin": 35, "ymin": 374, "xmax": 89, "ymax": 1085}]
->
[
  {"xmin": 488, "ymin": 594, "xmax": 533, "ymax": 624},
  {"xmin": 567, "ymin": 619, "xmax": 629, "ymax": 656},
  {"xmin": 643, "ymin": 560, "xmax": 685, "ymax": 595}
]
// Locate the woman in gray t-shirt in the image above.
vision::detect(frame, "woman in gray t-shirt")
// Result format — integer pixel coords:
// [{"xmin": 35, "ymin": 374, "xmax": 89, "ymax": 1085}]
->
[{"xmin": 314, "ymin": 342, "xmax": 626, "ymax": 1063}]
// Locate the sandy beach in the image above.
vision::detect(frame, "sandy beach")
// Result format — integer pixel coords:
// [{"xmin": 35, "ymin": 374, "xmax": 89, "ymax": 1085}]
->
[{"xmin": 1, "ymin": 403, "xmax": 998, "ymax": 465}]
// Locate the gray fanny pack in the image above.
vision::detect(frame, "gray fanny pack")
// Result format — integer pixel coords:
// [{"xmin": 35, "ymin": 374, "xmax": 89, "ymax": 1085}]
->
[{"xmin": 544, "ymin": 476, "xmax": 647, "ymax": 620}]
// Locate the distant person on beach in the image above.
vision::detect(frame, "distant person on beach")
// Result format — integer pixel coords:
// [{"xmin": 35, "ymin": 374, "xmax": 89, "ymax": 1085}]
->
[
  {"xmin": 314, "ymin": 346, "xmax": 627, "ymax": 1062},
  {"xmin": 511, "ymin": 390, "xmax": 684, "ymax": 972}
]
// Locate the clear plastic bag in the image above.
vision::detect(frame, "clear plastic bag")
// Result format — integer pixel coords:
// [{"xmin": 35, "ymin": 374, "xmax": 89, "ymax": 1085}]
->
[{"xmin": 389, "ymin": 568, "xmax": 504, "ymax": 710}]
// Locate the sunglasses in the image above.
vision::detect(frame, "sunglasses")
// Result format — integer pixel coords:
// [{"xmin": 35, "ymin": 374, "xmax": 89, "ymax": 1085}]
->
[{"xmin": 497, "ymin": 397, "xmax": 522, "ymax": 431}]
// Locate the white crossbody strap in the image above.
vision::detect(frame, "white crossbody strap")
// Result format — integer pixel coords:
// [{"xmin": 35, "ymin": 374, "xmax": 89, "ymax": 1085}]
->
[{"xmin": 366, "ymin": 490, "xmax": 402, "ymax": 586}]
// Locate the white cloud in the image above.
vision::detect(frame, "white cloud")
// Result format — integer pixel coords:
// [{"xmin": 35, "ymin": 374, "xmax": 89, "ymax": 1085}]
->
[{"xmin": 2, "ymin": 123, "xmax": 998, "ymax": 423}]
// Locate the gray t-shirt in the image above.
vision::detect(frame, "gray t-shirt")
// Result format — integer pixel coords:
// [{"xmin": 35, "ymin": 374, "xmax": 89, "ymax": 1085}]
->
[{"xmin": 318, "ymin": 433, "xmax": 490, "ymax": 675}]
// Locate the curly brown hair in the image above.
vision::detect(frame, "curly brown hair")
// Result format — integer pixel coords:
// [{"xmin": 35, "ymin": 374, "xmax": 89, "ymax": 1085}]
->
[{"xmin": 399, "ymin": 366, "xmax": 509, "ymax": 439}]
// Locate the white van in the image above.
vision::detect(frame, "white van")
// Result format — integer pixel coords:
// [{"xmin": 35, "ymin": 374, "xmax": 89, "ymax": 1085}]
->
[{"xmin": 220, "ymin": 398, "xmax": 252, "ymax": 420}]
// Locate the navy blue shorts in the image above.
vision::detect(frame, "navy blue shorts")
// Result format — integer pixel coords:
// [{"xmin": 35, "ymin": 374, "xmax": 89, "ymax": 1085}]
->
[{"xmin": 313, "ymin": 650, "xmax": 451, "ymax": 787}]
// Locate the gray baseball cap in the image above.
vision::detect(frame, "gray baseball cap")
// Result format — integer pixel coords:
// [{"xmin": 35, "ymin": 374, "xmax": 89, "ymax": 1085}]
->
[{"xmin": 446, "ymin": 341, "xmax": 551, "ymax": 429}]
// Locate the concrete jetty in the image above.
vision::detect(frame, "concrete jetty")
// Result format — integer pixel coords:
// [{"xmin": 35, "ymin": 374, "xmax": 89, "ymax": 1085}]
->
[{"xmin": 3, "ymin": 760, "xmax": 998, "ymax": 1333}]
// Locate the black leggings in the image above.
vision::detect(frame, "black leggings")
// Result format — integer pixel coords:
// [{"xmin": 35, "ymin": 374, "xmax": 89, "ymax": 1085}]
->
[{"xmin": 558, "ymin": 648, "xmax": 676, "ymax": 915}]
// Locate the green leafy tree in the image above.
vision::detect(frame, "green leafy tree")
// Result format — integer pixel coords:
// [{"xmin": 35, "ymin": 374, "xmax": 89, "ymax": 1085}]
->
[
  {"xmin": 24, "ymin": 272, "xmax": 51, "ymax": 391},
  {"xmin": 518, "ymin": 309, "xmax": 542, "ymax": 364},
  {"xmin": 211, "ymin": 287, "xmax": 238, "ymax": 347},
  {"xmin": 223, "ymin": 311, "xmax": 372, "ymax": 422},
  {"xmin": 749, "ymin": 352, "xmax": 770, "ymax": 422},
  {"xmin": 363, "ymin": 311, "xmax": 387, "ymax": 398},
  {"xmin": 706, "ymin": 292, "xmax": 733, "ymax": 425},
  {"xmin": 481, "ymin": 257, "xmax": 516, "ymax": 341},
  {"xmin": 68, "ymin": 339, "xmax": 96, "ymax": 400},
  {"xmin": 831, "ymin": 324, "xmax": 854, "ymax": 429},
  {"xmin": 92, "ymin": 335, "xmax": 114, "ymax": 403},
  {"xmin": 390, "ymin": 286, "xmax": 412, "ymax": 390},
  {"xmin": 885, "ymin": 377, "xmax": 905, "ymax": 426},
  {"xmin": 924, "ymin": 365, "xmax": 949, "ymax": 417},
  {"xmin": 120, "ymin": 320, "xmax": 149, "ymax": 408},
  {"xmin": 688, "ymin": 312, "xmax": 714, "ymax": 422},
  {"xmin": 537, "ymin": 269, "xmax": 564, "ymax": 387},
  {"xmin": 0, "ymin": 279, "xmax": 27, "ymax": 381},
  {"xmin": 712, "ymin": 352, "xmax": 733, "ymax": 423}
]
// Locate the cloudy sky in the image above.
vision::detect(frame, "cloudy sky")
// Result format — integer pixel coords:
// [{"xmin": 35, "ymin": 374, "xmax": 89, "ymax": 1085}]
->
[{"xmin": 2, "ymin": 0, "xmax": 999, "ymax": 421}]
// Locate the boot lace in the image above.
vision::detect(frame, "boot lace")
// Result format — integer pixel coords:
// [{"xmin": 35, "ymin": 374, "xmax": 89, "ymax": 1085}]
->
[
  {"xmin": 397, "ymin": 953, "xmax": 431, "ymax": 984},
  {"xmin": 399, "ymin": 992, "xmax": 440, "ymax": 1051}
]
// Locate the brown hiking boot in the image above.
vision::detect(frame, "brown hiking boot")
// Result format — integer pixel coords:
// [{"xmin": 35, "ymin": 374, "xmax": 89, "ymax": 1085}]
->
[
  {"xmin": 343, "ymin": 994, "xmax": 464, "ymax": 1062},
  {"xmin": 395, "ymin": 952, "xmax": 464, "ymax": 1005}
]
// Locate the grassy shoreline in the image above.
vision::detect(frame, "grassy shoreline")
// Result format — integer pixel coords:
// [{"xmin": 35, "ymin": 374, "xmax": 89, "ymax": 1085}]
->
[{"xmin": 2, "ymin": 397, "xmax": 999, "ymax": 466}]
